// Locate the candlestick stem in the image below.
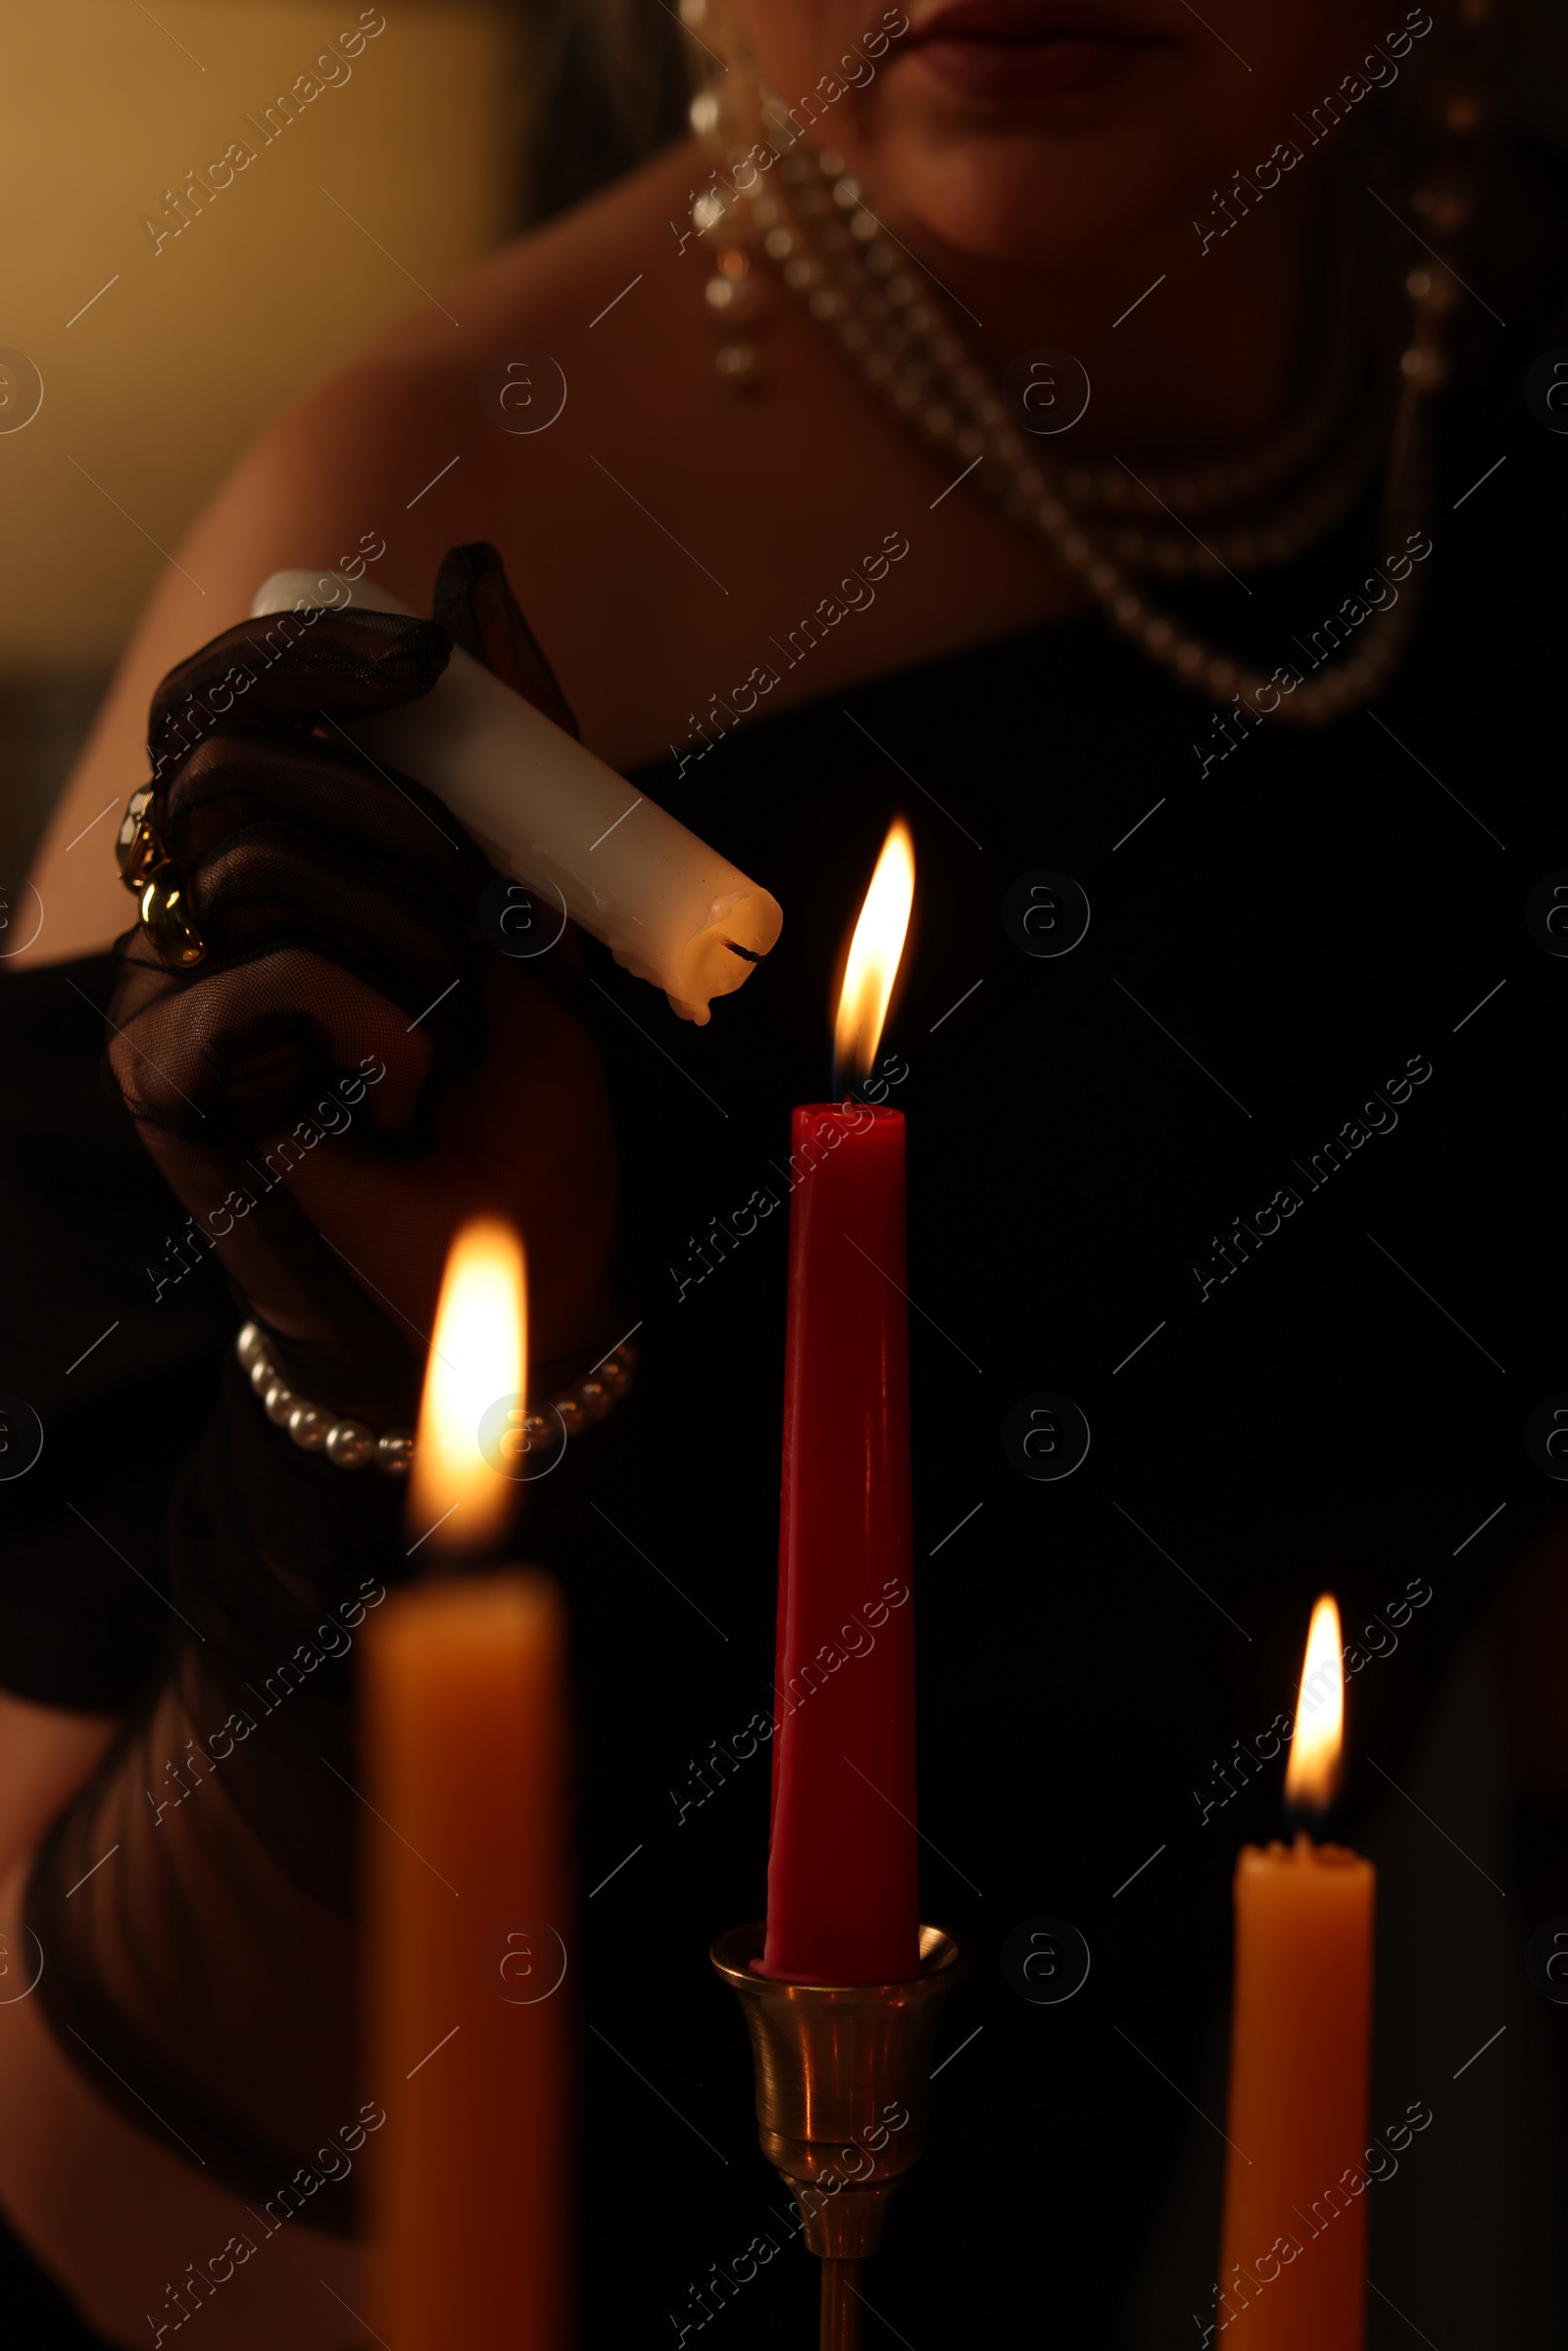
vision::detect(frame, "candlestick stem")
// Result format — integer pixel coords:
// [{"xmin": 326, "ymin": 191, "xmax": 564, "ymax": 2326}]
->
[{"xmin": 821, "ymin": 2259, "xmax": 862, "ymax": 2351}]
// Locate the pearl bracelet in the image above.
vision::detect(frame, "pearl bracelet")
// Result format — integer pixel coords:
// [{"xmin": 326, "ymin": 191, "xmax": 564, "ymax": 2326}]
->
[{"xmin": 234, "ymin": 1321, "xmax": 637, "ymax": 1474}]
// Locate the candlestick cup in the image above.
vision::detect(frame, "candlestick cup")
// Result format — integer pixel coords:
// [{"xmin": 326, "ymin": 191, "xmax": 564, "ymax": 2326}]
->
[{"xmin": 710, "ymin": 1922, "xmax": 968, "ymax": 2351}]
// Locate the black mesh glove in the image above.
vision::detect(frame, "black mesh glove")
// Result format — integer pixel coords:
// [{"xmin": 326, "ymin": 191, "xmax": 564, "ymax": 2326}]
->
[{"xmin": 111, "ymin": 587, "xmax": 486, "ymax": 1428}]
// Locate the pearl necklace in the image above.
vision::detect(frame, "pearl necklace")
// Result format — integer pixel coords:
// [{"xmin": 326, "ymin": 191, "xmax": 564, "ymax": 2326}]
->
[{"xmin": 712, "ymin": 145, "xmax": 1451, "ymax": 726}]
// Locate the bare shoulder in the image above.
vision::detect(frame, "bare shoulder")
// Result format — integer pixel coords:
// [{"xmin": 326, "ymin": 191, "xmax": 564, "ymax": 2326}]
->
[
  {"xmin": 251, "ymin": 139, "xmax": 709, "ymax": 532},
  {"xmin": 199, "ymin": 137, "xmax": 717, "ymax": 632},
  {"xmin": 23, "ymin": 136, "xmax": 1063, "ymax": 963},
  {"xmin": 237, "ymin": 130, "xmax": 1064, "ymax": 757},
  {"xmin": 20, "ymin": 144, "xmax": 708, "ymax": 962}
]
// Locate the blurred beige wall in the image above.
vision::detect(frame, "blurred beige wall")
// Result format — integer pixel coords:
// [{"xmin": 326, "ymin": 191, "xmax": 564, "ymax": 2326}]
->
[
  {"xmin": 1, "ymin": 0, "xmax": 517, "ymax": 667},
  {"xmin": 0, "ymin": 0, "xmax": 519, "ymax": 870}
]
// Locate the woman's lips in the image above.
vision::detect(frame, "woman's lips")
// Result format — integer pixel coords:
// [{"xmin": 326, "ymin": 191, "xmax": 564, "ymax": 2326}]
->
[{"xmin": 905, "ymin": 0, "xmax": 1170, "ymax": 102}]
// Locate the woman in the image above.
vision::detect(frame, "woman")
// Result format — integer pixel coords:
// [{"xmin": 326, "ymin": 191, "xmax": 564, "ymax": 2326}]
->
[{"xmin": 3, "ymin": 1, "xmax": 1565, "ymax": 2342}]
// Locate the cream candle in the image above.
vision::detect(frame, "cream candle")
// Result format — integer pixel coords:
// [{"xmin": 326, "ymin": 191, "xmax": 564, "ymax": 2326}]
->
[{"xmin": 250, "ymin": 568, "xmax": 783, "ymax": 1023}]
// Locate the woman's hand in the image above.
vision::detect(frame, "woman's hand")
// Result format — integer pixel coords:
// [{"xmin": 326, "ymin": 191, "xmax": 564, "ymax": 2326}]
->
[{"xmin": 106, "ymin": 546, "xmax": 615, "ymax": 1426}]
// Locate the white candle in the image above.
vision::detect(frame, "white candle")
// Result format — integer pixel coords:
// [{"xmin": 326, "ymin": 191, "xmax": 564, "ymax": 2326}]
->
[{"xmin": 250, "ymin": 569, "xmax": 783, "ymax": 1023}]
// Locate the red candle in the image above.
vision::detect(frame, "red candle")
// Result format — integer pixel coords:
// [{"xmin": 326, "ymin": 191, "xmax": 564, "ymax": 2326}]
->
[{"xmin": 762, "ymin": 823, "xmax": 919, "ymax": 1985}]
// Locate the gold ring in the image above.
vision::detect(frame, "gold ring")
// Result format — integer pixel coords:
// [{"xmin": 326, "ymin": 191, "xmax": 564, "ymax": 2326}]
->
[
  {"xmin": 116, "ymin": 785, "xmax": 159, "ymax": 891},
  {"xmin": 117, "ymin": 783, "xmax": 207, "ymax": 969}
]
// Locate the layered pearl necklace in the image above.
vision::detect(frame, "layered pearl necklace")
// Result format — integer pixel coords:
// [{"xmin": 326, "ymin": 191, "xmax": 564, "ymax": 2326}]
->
[{"xmin": 708, "ymin": 143, "xmax": 1452, "ymax": 725}]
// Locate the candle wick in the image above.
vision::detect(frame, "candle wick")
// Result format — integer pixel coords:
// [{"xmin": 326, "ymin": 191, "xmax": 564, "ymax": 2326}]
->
[{"xmin": 1283, "ymin": 1796, "xmax": 1328, "ymax": 1847}]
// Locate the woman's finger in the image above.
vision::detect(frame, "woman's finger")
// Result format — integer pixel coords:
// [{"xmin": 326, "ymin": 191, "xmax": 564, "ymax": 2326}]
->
[
  {"xmin": 163, "ymin": 730, "xmax": 492, "ymax": 909},
  {"xmin": 148, "ymin": 606, "xmax": 451, "ymax": 784},
  {"xmin": 432, "ymin": 540, "xmax": 580, "ymax": 736},
  {"xmin": 109, "ymin": 941, "xmax": 436, "ymax": 1138},
  {"xmin": 181, "ymin": 825, "xmax": 482, "ymax": 1020}
]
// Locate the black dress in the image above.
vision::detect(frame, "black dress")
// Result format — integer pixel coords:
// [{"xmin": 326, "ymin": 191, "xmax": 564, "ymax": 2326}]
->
[{"xmin": 2, "ymin": 247, "xmax": 1565, "ymax": 2348}]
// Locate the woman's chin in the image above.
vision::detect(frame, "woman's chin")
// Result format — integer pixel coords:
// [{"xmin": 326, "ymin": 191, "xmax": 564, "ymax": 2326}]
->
[{"xmin": 863, "ymin": 132, "xmax": 1194, "ymax": 267}]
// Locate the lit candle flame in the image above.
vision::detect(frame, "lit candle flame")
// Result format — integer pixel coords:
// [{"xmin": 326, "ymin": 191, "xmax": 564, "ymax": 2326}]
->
[
  {"xmin": 833, "ymin": 819, "xmax": 914, "ymax": 1090},
  {"xmin": 1285, "ymin": 1592, "xmax": 1345, "ymax": 1819},
  {"xmin": 409, "ymin": 1215, "xmax": 527, "ymax": 1553}
]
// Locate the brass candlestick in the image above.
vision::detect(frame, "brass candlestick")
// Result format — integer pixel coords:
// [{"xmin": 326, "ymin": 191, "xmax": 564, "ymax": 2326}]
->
[{"xmin": 710, "ymin": 1921, "xmax": 969, "ymax": 2351}]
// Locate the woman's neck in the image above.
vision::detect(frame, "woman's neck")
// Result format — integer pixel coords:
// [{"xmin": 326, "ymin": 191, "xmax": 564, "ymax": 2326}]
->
[{"xmin": 888, "ymin": 174, "xmax": 1323, "ymax": 461}]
